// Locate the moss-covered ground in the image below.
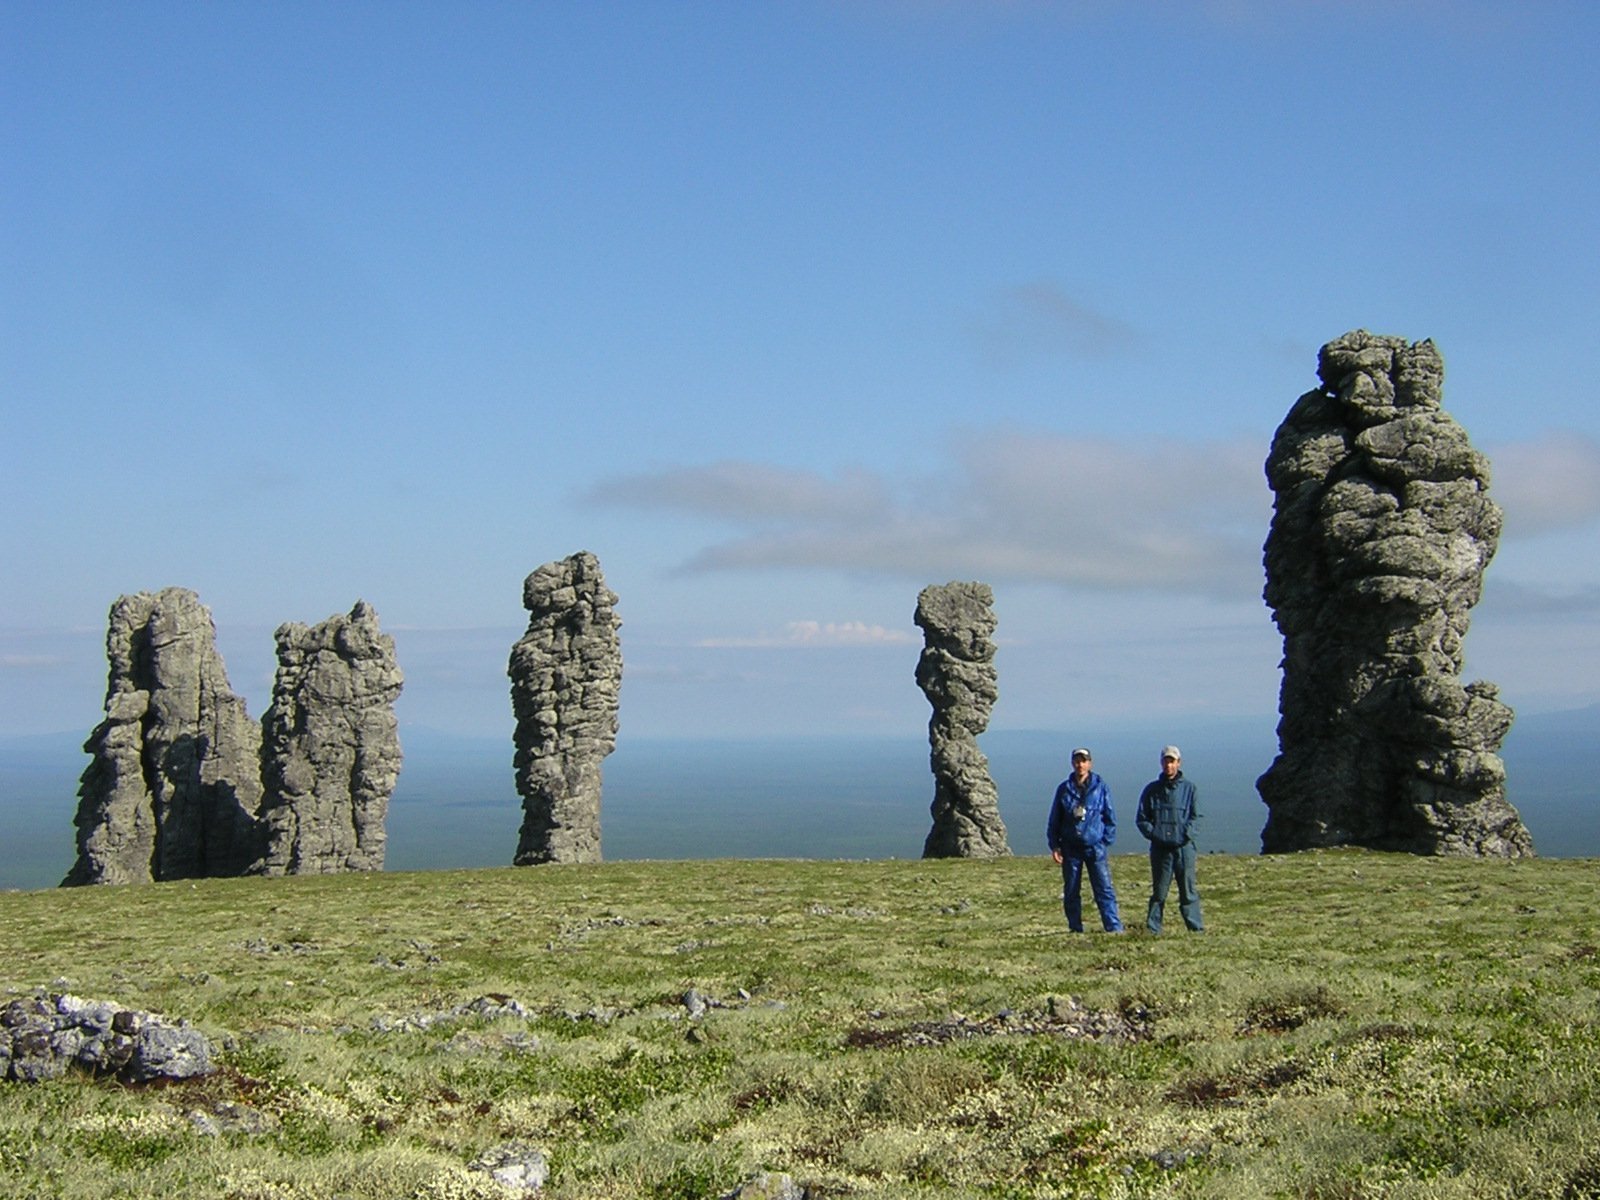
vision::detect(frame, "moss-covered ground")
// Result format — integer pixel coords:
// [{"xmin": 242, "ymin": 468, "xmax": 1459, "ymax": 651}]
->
[{"xmin": 2, "ymin": 850, "xmax": 1597, "ymax": 1198}]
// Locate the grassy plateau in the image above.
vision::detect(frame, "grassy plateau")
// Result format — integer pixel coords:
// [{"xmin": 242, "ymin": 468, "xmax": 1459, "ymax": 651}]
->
[{"xmin": 1, "ymin": 850, "xmax": 1597, "ymax": 1199}]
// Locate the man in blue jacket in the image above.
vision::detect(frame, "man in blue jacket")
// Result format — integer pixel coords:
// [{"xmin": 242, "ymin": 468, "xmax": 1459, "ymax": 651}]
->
[
  {"xmin": 1046, "ymin": 747, "xmax": 1123, "ymax": 933},
  {"xmin": 1136, "ymin": 745, "xmax": 1204, "ymax": 933}
]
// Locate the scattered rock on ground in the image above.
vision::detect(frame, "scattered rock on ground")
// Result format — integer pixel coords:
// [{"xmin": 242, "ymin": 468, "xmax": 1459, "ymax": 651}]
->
[
  {"xmin": 845, "ymin": 1000, "xmax": 1149, "ymax": 1049},
  {"xmin": 720, "ymin": 1171, "xmax": 807, "ymax": 1200},
  {"xmin": 0, "ymin": 993, "xmax": 214, "ymax": 1083},
  {"xmin": 467, "ymin": 1142, "xmax": 549, "ymax": 1193}
]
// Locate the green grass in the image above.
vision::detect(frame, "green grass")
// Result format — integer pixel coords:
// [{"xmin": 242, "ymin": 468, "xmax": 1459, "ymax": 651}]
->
[{"xmin": 2, "ymin": 850, "xmax": 1598, "ymax": 1198}]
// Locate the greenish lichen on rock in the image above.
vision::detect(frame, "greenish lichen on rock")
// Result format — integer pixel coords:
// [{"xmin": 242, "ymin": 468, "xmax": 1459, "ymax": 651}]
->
[
  {"xmin": 64, "ymin": 588, "xmax": 264, "ymax": 886},
  {"xmin": 916, "ymin": 580, "xmax": 1009, "ymax": 859},
  {"xmin": 1258, "ymin": 331, "xmax": 1532, "ymax": 857},
  {"xmin": 257, "ymin": 600, "xmax": 404, "ymax": 875},
  {"xmin": 508, "ymin": 551, "xmax": 622, "ymax": 865}
]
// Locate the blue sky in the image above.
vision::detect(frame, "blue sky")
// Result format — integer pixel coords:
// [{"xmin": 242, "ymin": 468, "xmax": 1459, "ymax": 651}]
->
[{"xmin": 4, "ymin": 1, "xmax": 1598, "ymax": 744}]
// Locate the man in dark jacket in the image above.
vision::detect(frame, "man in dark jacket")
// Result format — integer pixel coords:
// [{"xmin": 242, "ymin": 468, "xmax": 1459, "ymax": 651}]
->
[
  {"xmin": 1135, "ymin": 745, "xmax": 1204, "ymax": 933},
  {"xmin": 1046, "ymin": 748, "xmax": 1123, "ymax": 932}
]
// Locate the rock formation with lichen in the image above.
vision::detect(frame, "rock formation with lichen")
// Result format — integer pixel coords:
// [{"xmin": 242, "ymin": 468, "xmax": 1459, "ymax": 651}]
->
[
  {"xmin": 916, "ymin": 581, "xmax": 1009, "ymax": 858},
  {"xmin": 256, "ymin": 600, "xmax": 404, "ymax": 875},
  {"xmin": 64, "ymin": 588, "xmax": 264, "ymax": 886},
  {"xmin": 508, "ymin": 552, "xmax": 622, "ymax": 865},
  {"xmin": 1258, "ymin": 330, "xmax": 1532, "ymax": 857}
]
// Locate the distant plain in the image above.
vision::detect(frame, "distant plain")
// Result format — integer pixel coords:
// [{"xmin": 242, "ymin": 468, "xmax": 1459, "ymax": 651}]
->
[{"xmin": 2, "ymin": 707, "xmax": 1594, "ymax": 892}]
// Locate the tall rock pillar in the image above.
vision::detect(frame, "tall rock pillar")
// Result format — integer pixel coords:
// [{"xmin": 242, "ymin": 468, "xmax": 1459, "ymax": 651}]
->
[
  {"xmin": 916, "ymin": 581, "xmax": 1009, "ymax": 858},
  {"xmin": 508, "ymin": 551, "xmax": 622, "ymax": 865},
  {"xmin": 1258, "ymin": 330, "xmax": 1532, "ymax": 857},
  {"xmin": 64, "ymin": 588, "xmax": 264, "ymax": 886},
  {"xmin": 257, "ymin": 601, "xmax": 404, "ymax": 875}
]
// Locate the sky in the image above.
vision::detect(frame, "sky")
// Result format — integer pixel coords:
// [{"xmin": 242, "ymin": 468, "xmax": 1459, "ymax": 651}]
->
[{"xmin": 3, "ymin": 0, "xmax": 1599, "ymax": 747}]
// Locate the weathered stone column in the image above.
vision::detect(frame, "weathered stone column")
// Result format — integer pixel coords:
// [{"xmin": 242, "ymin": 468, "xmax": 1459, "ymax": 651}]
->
[
  {"xmin": 1258, "ymin": 330, "xmax": 1532, "ymax": 857},
  {"xmin": 916, "ymin": 581, "xmax": 1009, "ymax": 858},
  {"xmin": 257, "ymin": 600, "xmax": 404, "ymax": 875},
  {"xmin": 64, "ymin": 589, "xmax": 264, "ymax": 886},
  {"xmin": 508, "ymin": 551, "xmax": 622, "ymax": 865}
]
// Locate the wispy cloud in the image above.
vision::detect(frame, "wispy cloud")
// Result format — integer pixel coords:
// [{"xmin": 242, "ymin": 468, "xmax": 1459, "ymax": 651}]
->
[
  {"xmin": 0, "ymin": 655, "xmax": 64, "ymax": 670},
  {"xmin": 590, "ymin": 430, "xmax": 1270, "ymax": 600},
  {"xmin": 698, "ymin": 621, "xmax": 917, "ymax": 649},
  {"xmin": 1487, "ymin": 433, "xmax": 1600, "ymax": 537},
  {"xmin": 589, "ymin": 429, "xmax": 1599, "ymax": 604},
  {"xmin": 587, "ymin": 461, "xmax": 887, "ymax": 523},
  {"xmin": 1481, "ymin": 580, "xmax": 1600, "ymax": 620},
  {"xmin": 968, "ymin": 281, "xmax": 1139, "ymax": 367}
]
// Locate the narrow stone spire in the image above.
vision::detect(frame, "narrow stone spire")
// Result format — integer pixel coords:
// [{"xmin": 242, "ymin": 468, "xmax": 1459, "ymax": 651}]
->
[
  {"xmin": 916, "ymin": 581, "xmax": 1009, "ymax": 859},
  {"xmin": 508, "ymin": 552, "xmax": 622, "ymax": 865}
]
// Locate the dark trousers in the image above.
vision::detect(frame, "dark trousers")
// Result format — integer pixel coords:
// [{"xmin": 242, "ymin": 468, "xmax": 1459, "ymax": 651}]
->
[
  {"xmin": 1061, "ymin": 852, "xmax": 1123, "ymax": 932},
  {"xmin": 1147, "ymin": 841, "xmax": 1203, "ymax": 932}
]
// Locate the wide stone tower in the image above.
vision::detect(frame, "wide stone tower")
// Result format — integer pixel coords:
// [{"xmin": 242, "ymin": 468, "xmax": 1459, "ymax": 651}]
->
[
  {"xmin": 1258, "ymin": 330, "xmax": 1532, "ymax": 857},
  {"xmin": 64, "ymin": 588, "xmax": 264, "ymax": 886},
  {"xmin": 257, "ymin": 600, "xmax": 404, "ymax": 875}
]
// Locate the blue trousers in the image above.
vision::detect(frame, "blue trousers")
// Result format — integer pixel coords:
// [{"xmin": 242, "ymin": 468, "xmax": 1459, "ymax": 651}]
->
[
  {"xmin": 1061, "ymin": 852, "xmax": 1123, "ymax": 932},
  {"xmin": 1147, "ymin": 841, "xmax": 1203, "ymax": 932}
]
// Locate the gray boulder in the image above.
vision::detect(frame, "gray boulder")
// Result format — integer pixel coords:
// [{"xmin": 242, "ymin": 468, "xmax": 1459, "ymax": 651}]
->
[
  {"xmin": 1258, "ymin": 331, "xmax": 1533, "ymax": 857},
  {"xmin": 721, "ymin": 1172, "xmax": 806, "ymax": 1200},
  {"xmin": 1, "ymin": 994, "xmax": 212, "ymax": 1083},
  {"xmin": 467, "ymin": 1143, "xmax": 549, "ymax": 1193},
  {"xmin": 915, "ymin": 581, "xmax": 1009, "ymax": 858},
  {"xmin": 508, "ymin": 552, "xmax": 622, "ymax": 865},
  {"xmin": 64, "ymin": 589, "xmax": 264, "ymax": 886},
  {"xmin": 257, "ymin": 600, "xmax": 404, "ymax": 874}
]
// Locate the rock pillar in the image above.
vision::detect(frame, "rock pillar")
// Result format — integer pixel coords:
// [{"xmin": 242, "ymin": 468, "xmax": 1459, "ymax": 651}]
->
[
  {"xmin": 64, "ymin": 589, "xmax": 264, "ymax": 886},
  {"xmin": 257, "ymin": 600, "xmax": 404, "ymax": 874},
  {"xmin": 508, "ymin": 552, "xmax": 622, "ymax": 865},
  {"xmin": 1258, "ymin": 330, "xmax": 1532, "ymax": 856},
  {"xmin": 915, "ymin": 581, "xmax": 1009, "ymax": 858}
]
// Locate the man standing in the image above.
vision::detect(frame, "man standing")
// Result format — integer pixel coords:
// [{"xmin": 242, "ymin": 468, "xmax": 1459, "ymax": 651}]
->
[
  {"xmin": 1046, "ymin": 747, "xmax": 1123, "ymax": 932},
  {"xmin": 1136, "ymin": 745, "xmax": 1204, "ymax": 933}
]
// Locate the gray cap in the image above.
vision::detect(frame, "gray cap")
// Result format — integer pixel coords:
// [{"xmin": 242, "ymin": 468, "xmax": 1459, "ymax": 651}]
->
[
  {"xmin": 1161, "ymin": 745, "xmax": 1181, "ymax": 760},
  {"xmin": 1070, "ymin": 747, "xmax": 1091, "ymax": 761}
]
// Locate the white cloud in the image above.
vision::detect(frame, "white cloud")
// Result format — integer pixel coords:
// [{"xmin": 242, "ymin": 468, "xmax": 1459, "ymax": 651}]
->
[
  {"xmin": 1487, "ymin": 433, "xmax": 1600, "ymax": 538},
  {"xmin": 1480, "ymin": 580, "xmax": 1600, "ymax": 620},
  {"xmin": 590, "ymin": 430, "xmax": 1271, "ymax": 601},
  {"xmin": 699, "ymin": 620, "xmax": 917, "ymax": 649},
  {"xmin": 586, "ymin": 461, "xmax": 888, "ymax": 523}
]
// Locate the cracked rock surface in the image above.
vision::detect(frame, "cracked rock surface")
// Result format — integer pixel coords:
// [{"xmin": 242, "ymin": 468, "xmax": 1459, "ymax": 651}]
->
[
  {"xmin": 915, "ymin": 581, "xmax": 1009, "ymax": 858},
  {"xmin": 257, "ymin": 600, "xmax": 404, "ymax": 875},
  {"xmin": 508, "ymin": 551, "xmax": 622, "ymax": 865},
  {"xmin": 1258, "ymin": 331, "xmax": 1532, "ymax": 857},
  {"xmin": 65, "ymin": 588, "xmax": 264, "ymax": 886}
]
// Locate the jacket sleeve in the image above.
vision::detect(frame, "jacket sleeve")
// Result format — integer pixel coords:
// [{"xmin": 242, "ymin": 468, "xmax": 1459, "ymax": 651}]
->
[
  {"xmin": 1184, "ymin": 782, "xmax": 1200, "ymax": 843},
  {"xmin": 1046, "ymin": 783, "xmax": 1065, "ymax": 851},
  {"xmin": 1101, "ymin": 784, "xmax": 1117, "ymax": 848},
  {"xmin": 1135, "ymin": 785, "xmax": 1154, "ymax": 841}
]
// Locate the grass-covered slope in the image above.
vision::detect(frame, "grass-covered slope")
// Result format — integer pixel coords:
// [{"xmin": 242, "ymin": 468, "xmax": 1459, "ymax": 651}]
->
[{"xmin": 2, "ymin": 851, "xmax": 1597, "ymax": 1199}]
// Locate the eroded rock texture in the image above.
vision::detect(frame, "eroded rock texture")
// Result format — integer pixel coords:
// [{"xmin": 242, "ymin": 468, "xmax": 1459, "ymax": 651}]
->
[
  {"xmin": 1258, "ymin": 330, "xmax": 1532, "ymax": 857},
  {"xmin": 64, "ymin": 589, "xmax": 263, "ymax": 886},
  {"xmin": 257, "ymin": 601, "xmax": 404, "ymax": 875},
  {"xmin": 1, "ymin": 993, "xmax": 214, "ymax": 1083},
  {"xmin": 508, "ymin": 552, "xmax": 622, "ymax": 865},
  {"xmin": 916, "ymin": 581, "xmax": 1009, "ymax": 858}
]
